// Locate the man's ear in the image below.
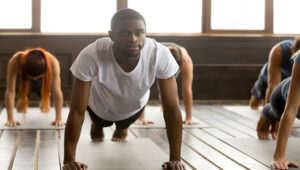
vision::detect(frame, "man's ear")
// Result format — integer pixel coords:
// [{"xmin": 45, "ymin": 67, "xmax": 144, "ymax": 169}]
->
[{"xmin": 108, "ymin": 31, "xmax": 114, "ymax": 41}]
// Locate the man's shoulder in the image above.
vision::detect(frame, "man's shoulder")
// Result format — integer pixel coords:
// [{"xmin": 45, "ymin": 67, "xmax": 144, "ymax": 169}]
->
[
  {"xmin": 144, "ymin": 38, "xmax": 169, "ymax": 52},
  {"xmin": 80, "ymin": 37, "xmax": 112, "ymax": 57}
]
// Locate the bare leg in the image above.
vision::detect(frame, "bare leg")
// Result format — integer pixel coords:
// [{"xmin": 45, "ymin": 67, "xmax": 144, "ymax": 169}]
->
[
  {"xmin": 270, "ymin": 121, "xmax": 279, "ymax": 139},
  {"xmin": 256, "ymin": 115, "xmax": 271, "ymax": 139},
  {"xmin": 249, "ymin": 95, "xmax": 260, "ymax": 110},
  {"xmin": 112, "ymin": 128, "xmax": 128, "ymax": 142},
  {"xmin": 90, "ymin": 123, "xmax": 104, "ymax": 142}
]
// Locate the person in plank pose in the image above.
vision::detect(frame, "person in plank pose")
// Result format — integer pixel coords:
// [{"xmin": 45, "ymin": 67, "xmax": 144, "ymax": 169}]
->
[
  {"xmin": 135, "ymin": 42, "xmax": 198, "ymax": 125},
  {"xmin": 5, "ymin": 48, "xmax": 64, "ymax": 126},
  {"xmin": 63, "ymin": 8, "xmax": 185, "ymax": 170},
  {"xmin": 250, "ymin": 38, "xmax": 300, "ymax": 110},
  {"xmin": 256, "ymin": 51, "xmax": 300, "ymax": 169}
]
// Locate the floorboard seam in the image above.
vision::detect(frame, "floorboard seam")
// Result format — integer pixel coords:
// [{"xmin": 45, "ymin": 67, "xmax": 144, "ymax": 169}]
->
[
  {"xmin": 8, "ymin": 130, "xmax": 22, "ymax": 170},
  {"xmin": 34, "ymin": 130, "xmax": 41, "ymax": 170}
]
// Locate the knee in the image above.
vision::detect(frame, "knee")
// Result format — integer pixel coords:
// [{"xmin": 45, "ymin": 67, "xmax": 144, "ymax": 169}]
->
[{"xmin": 262, "ymin": 104, "xmax": 281, "ymax": 121}]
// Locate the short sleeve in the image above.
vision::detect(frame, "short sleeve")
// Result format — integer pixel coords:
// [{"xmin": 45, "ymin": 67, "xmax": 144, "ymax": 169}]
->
[
  {"xmin": 155, "ymin": 45, "xmax": 179, "ymax": 79},
  {"xmin": 293, "ymin": 51, "xmax": 300, "ymax": 65},
  {"xmin": 70, "ymin": 50, "xmax": 98, "ymax": 81}
]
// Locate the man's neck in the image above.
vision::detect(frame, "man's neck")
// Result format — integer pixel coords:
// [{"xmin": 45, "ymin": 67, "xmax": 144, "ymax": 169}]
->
[{"xmin": 113, "ymin": 46, "xmax": 140, "ymax": 72}]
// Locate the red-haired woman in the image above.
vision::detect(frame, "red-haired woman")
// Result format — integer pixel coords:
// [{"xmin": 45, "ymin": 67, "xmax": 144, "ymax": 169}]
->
[{"xmin": 4, "ymin": 48, "xmax": 64, "ymax": 126}]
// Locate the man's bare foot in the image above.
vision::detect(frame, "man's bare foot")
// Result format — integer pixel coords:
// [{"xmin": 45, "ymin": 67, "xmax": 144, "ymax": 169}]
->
[
  {"xmin": 256, "ymin": 115, "xmax": 271, "ymax": 139},
  {"xmin": 250, "ymin": 95, "xmax": 260, "ymax": 110},
  {"xmin": 112, "ymin": 128, "xmax": 128, "ymax": 141},
  {"xmin": 90, "ymin": 123, "xmax": 104, "ymax": 142},
  {"xmin": 270, "ymin": 121, "xmax": 279, "ymax": 139},
  {"xmin": 134, "ymin": 119, "xmax": 154, "ymax": 125}
]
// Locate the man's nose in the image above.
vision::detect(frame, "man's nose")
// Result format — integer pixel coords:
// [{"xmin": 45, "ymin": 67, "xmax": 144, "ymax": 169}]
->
[{"xmin": 128, "ymin": 32, "xmax": 137, "ymax": 41}]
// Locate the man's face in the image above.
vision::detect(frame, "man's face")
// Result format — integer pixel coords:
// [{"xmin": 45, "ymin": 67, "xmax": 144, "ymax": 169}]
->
[{"xmin": 110, "ymin": 19, "xmax": 146, "ymax": 58}]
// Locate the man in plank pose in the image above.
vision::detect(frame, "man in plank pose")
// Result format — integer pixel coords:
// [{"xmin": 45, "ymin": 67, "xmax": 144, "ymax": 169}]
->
[{"xmin": 63, "ymin": 8, "xmax": 185, "ymax": 170}]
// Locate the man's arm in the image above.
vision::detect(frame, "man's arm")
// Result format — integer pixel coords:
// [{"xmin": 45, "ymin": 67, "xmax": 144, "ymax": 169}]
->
[
  {"xmin": 271, "ymin": 62, "xmax": 300, "ymax": 169},
  {"xmin": 265, "ymin": 44, "xmax": 282, "ymax": 104},
  {"xmin": 63, "ymin": 77, "xmax": 90, "ymax": 169},
  {"xmin": 4, "ymin": 52, "xmax": 21, "ymax": 126},
  {"xmin": 49, "ymin": 55, "xmax": 64, "ymax": 126},
  {"xmin": 158, "ymin": 76, "xmax": 185, "ymax": 169},
  {"xmin": 180, "ymin": 48, "xmax": 197, "ymax": 125}
]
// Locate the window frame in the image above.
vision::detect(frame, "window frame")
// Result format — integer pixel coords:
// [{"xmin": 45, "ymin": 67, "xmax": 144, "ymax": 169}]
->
[
  {"xmin": 0, "ymin": 0, "xmax": 282, "ymax": 35},
  {"xmin": 0, "ymin": 0, "xmax": 40, "ymax": 32},
  {"xmin": 203, "ymin": 0, "xmax": 273, "ymax": 34}
]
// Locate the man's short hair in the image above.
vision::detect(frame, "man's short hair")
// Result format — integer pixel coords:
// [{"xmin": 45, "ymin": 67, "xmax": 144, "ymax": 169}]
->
[{"xmin": 110, "ymin": 8, "xmax": 146, "ymax": 31}]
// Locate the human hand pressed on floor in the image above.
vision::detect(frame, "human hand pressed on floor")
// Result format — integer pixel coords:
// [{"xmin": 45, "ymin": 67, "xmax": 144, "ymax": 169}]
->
[
  {"xmin": 5, "ymin": 120, "xmax": 21, "ymax": 127},
  {"xmin": 51, "ymin": 119, "xmax": 65, "ymax": 126},
  {"xmin": 134, "ymin": 119, "xmax": 154, "ymax": 125},
  {"xmin": 63, "ymin": 161, "xmax": 88, "ymax": 170},
  {"xmin": 271, "ymin": 159, "xmax": 299, "ymax": 169},
  {"xmin": 162, "ymin": 160, "xmax": 186, "ymax": 170},
  {"xmin": 183, "ymin": 119, "xmax": 199, "ymax": 125}
]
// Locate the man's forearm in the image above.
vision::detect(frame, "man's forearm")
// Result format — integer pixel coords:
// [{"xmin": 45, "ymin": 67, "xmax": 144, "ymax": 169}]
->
[
  {"xmin": 164, "ymin": 108, "xmax": 182, "ymax": 161},
  {"xmin": 64, "ymin": 111, "xmax": 84, "ymax": 164}
]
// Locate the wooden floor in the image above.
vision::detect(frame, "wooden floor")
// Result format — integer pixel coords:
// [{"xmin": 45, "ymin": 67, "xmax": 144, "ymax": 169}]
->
[{"xmin": 1, "ymin": 103, "xmax": 300, "ymax": 170}]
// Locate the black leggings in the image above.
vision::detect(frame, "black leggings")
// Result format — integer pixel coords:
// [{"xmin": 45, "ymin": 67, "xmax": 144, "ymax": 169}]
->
[
  {"xmin": 251, "ymin": 77, "xmax": 267, "ymax": 100},
  {"xmin": 87, "ymin": 106, "xmax": 144, "ymax": 129},
  {"xmin": 262, "ymin": 78, "xmax": 289, "ymax": 121}
]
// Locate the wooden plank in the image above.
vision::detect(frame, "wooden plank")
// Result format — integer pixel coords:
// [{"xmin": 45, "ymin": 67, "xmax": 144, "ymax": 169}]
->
[
  {"xmin": 181, "ymin": 130, "xmax": 246, "ymax": 169},
  {"xmin": 222, "ymin": 138, "xmax": 300, "ymax": 169},
  {"xmin": 202, "ymin": 128, "xmax": 234, "ymax": 139},
  {"xmin": 150, "ymin": 129, "xmax": 220, "ymax": 170},
  {"xmin": 38, "ymin": 130, "xmax": 60, "ymax": 170},
  {"xmin": 186, "ymin": 129, "xmax": 269, "ymax": 170},
  {"xmin": 131, "ymin": 129, "xmax": 195, "ymax": 170},
  {"xmin": 205, "ymin": 105, "xmax": 258, "ymax": 129},
  {"xmin": 222, "ymin": 105, "xmax": 262, "ymax": 121},
  {"xmin": 199, "ymin": 105, "xmax": 257, "ymax": 137},
  {"xmin": 131, "ymin": 106, "xmax": 209, "ymax": 129},
  {"xmin": 192, "ymin": 107, "xmax": 252, "ymax": 138},
  {"xmin": 12, "ymin": 130, "xmax": 36, "ymax": 170},
  {"xmin": 223, "ymin": 104, "xmax": 300, "ymax": 128},
  {"xmin": 0, "ymin": 131, "xmax": 21, "ymax": 170}
]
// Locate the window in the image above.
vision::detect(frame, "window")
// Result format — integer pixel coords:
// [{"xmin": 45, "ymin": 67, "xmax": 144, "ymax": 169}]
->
[
  {"xmin": 210, "ymin": 0, "xmax": 265, "ymax": 30},
  {"xmin": 41, "ymin": 0, "xmax": 116, "ymax": 33},
  {"xmin": 274, "ymin": 0, "xmax": 300, "ymax": 34},
  {"xmin": 128, "ymin": 0, "xmax": 202, "ymax": 33},
  {"xmin": 0, "ymin": 0, "xmax": 32, "ymax": 29}
]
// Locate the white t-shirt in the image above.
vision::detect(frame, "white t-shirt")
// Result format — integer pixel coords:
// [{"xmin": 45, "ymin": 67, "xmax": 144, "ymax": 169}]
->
[{"xmin": 70, "ymin": 37, "xmax": 179, "ymax": 121}]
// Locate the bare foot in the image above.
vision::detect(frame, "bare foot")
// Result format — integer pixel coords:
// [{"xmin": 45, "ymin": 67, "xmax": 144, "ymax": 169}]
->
[
  {"xmin": 250, "ymin": 95, "xmax": 260, "ymax": 110},
  {"xmin": 134, "ymin": 119, "xmax": 154, "ymax": 125},
  {"xmin": 90, "ymin": 123, "xmax": 104, "ymax": 142},
  {"xmin": 112, "ymin": 128, "xmax": 128, "ymax": 142},
  {"xmin": 256, "ymin": 115, "xmax": 271, "ymax": 139},
  {"xmin": 270, "ymin": 121, "xmax": 279, "ymax": 139}
]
